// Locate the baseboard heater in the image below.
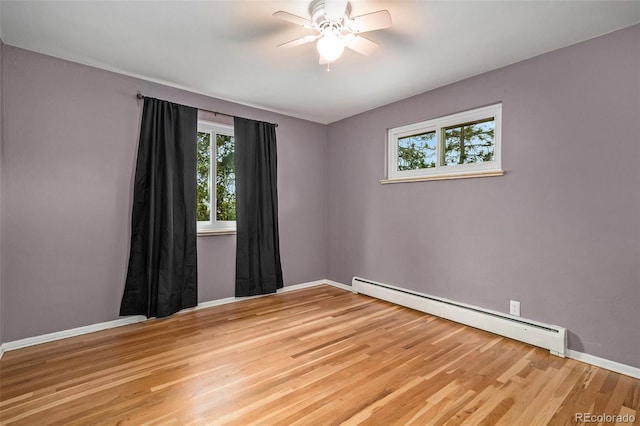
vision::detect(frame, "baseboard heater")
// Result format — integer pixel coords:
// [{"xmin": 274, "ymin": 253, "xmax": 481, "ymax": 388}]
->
[{"xmin": 352, "ymin": 277, "xmax": 566, "ymax": 357}]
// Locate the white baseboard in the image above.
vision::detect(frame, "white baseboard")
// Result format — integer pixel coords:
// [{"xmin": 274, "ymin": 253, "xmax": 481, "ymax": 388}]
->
[
  {"xmin": 193, "ymin": 279, "xmax": 351, "ymax": 311},
  {"xmin": 316, "ymin": 279, "xmax": 352, "ymax": 292},
  {"xmin": 3, "ymin": 278, "xmax": 636, "ymax": 380},
  {"xmin": 0, "ymin": 315, "xmax": 147, "ymax": 355},
  {"xmin": 566, "ymin": 349, "xmax": 640, "ymax": 379},
  {"xmin": 0, "ymin": 279, "xmax": 349, "ymax": 358}
]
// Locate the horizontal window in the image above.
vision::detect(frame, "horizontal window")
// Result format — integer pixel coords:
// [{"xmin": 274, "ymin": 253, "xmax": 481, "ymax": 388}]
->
[{"xmin": 386, "ymin": 104, "xmax": 502, "ymax": 182}]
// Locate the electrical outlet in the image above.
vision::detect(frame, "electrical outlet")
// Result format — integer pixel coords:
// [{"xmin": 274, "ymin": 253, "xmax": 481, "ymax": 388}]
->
[{"xmin": 510, "ymin": 300, "xmax": 521, "ymax": 316}]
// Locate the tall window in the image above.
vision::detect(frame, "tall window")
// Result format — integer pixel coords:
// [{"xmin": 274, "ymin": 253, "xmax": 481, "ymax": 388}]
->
[
  {"xmin": 197, "ymin": 121, "xmax": 235, "ymax": 233},
  {"xmin": 386, "ymin": 103, "xmax": 502, "ymax": 182}
]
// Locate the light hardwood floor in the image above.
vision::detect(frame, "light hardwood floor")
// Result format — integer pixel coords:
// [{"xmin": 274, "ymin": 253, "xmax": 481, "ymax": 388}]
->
[{"xmin": 0, "ymin": 285, "xmax": 638, "ymax": 425}]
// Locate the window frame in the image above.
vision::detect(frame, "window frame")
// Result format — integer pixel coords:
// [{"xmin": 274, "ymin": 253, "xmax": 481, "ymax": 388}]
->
[
  {"xmin": 197, "ymin": 120, "xmax": 236, "ymax": 235},
  {"xmin": 385, "ymin": 103, "xmax": 503, "ymax": 183}
]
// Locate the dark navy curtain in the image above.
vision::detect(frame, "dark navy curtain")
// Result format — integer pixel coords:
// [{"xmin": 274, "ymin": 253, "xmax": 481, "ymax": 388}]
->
[
  {"xmin": 120, "ymin": 97, "xmax": 198, "ymax": 318},
  {"xmin": 234, "ymin": 117, "xmax": 283, "ymax": 296}
]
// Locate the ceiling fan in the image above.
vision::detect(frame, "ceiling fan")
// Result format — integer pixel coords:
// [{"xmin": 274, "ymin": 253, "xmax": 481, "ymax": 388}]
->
[{"xmin": 274, "ymin": 0, "xmax": 392, "ymax": 69}]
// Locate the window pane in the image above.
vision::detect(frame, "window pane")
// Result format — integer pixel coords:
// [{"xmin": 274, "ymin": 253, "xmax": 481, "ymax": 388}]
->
[
  {"xmin": 397, "ymin": 131, "xmax": 436, "ymax": 171},
  {"xmin": 442, "ymin": 118, "xmax": 494, "ymax": 166},
  {"xmin": 196, "ymin": 131, "xmax": 211, "ymax": 222},
  {"xmin": 216, "ymin": 134, "xmax": 236, "ymax": 221}
]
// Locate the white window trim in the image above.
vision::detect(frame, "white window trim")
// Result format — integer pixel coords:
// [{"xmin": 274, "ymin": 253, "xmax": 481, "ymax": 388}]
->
[
  {"xmin": 385, "ymin": 103, "xmax": 503, "ymax": 183},
  {"xmin": 197, "ymin": 120, "xmax": 236, "ymax": 236}
]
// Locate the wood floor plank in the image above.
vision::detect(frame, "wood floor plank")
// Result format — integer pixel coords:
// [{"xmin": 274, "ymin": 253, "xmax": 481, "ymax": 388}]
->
[{"xmin": 1, "ymin": 285, "xmax": 638, "ymax": 425}]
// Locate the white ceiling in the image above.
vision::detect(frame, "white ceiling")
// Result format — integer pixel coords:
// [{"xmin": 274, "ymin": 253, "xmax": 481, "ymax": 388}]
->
[{"xmin": 1, "ymin": 1, "xmax": 639, "ymax": 124}]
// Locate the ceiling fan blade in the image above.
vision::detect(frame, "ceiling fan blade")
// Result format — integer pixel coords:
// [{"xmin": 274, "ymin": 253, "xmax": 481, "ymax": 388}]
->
[
  {"xmin": 324, "ymin": 0, "xmax": 348, "ymax": 21},
  {"xmin": 273, "ymin": 11, "xmax": 313, "ymax": 28},
  {"xmin": 345, "ymin": 35, "xmax": 379, "ymax": 56},
  {"xmin": 349, "ymin": 10, "xmax": 392, "ymax": 33},
  {"xmin": 277, "ymin": 34, "xmax": 319, "ymax": 48}
]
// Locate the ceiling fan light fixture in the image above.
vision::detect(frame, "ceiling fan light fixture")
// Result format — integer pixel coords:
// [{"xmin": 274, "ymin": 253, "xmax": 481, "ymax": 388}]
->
[
  {"xmin": 316, "ymin": 31, "xmax": 345, "ymax": 62},
  {"xmin": 275, "ymin": 1, "xmax": 391, "ymax": 67}
]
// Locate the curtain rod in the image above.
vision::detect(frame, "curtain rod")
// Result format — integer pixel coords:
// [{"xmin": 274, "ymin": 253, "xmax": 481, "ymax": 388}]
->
[{"xmin": 136, "ymin": 93, "xmax": 278, "ymax": 127}]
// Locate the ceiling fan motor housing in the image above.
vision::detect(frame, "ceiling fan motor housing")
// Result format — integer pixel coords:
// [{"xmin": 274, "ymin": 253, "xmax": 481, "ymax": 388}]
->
[{"xmin": 309, "ymin": 0, "xmax": 352, "ymax": 25}]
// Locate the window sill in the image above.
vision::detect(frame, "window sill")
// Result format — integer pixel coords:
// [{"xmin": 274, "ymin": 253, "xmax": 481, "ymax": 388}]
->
[
  {"xmin": 380, "ymin": 169, "xmax": 504, "ymax": 184},
  {"xmin": 197, "ymin": 229, "xmax": 236, "ymax": 237}
]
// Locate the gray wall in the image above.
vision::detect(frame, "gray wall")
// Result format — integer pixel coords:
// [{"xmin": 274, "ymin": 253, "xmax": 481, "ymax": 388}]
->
[
  {"xmin": 2, "ymin": 46, "xmax": 328, "ymax": 342},
  {"xmin": 327, "ymin": 25, "xmax": 640, "ymax": 367}
]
